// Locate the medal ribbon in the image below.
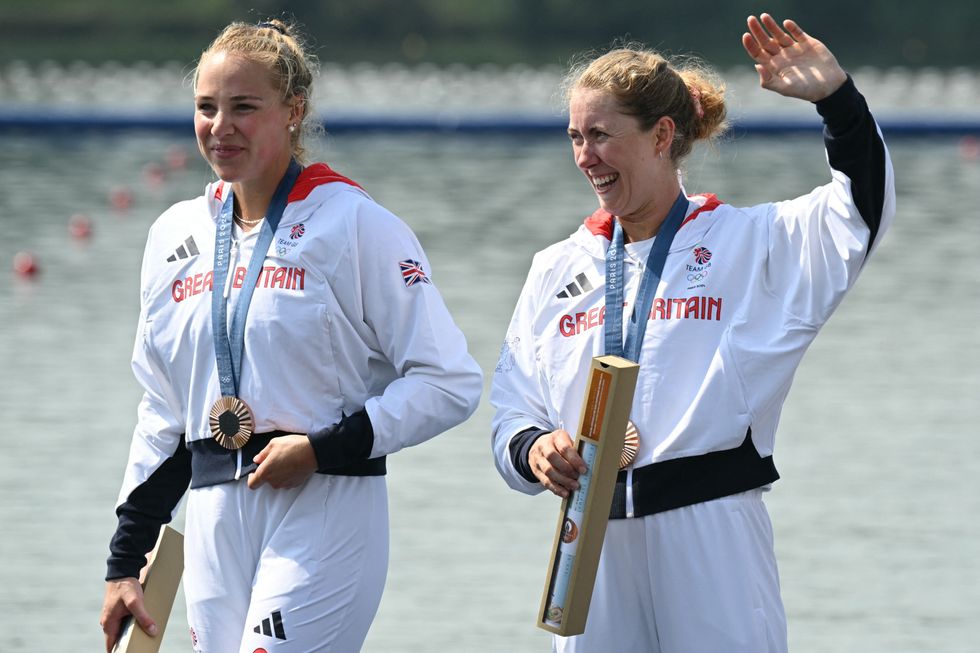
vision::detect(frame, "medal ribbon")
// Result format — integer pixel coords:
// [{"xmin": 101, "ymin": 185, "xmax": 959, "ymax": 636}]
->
[
  {"xmin": 603, "ymin": 191, "xmax": 689, "ymax": 362},
  {"xmin": 211, "ymin": 160, "xmax": 302, "ymax": 397}
]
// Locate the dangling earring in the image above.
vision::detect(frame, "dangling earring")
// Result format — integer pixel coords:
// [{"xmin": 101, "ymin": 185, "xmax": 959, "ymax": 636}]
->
[{"xmin": 658, "ymin": 150, "xmax": 664, "ymax": 160}]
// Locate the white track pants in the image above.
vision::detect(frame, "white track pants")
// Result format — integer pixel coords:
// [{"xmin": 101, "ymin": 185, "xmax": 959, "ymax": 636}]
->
[
  {"xmin": 183, "ymin": 474, "xmax": 388, "ymax": 653},
  {"xmin": 555, "ymin": 489, "xmax": 787, "ymax": 653}
]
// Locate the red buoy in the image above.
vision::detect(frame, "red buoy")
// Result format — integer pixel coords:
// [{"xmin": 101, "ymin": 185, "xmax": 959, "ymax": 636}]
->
[
  {"xmin": 166, "ymin": 145, "xmax": 189, "ymax": 170},
  {"xmin": 68, "ymin": 213, "xmax": 93, "ymax": 240},
  {"xmin": 143, "ymin": 162, "xmax": 166, "ymax": 188},
  {"xmin": 110, "ymin": 187, "xmax": 134, "ymax": 212},
  {"xmin": 960, "ymin": 136, "xmax": 980, "ymax": 160},
  {"xmin": 13, "ymin": 251, "xmax": 39, "ymax": 277}
]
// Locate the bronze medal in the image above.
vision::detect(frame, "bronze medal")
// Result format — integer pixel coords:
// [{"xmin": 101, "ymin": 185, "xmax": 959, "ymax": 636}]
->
[
  {"xmin": 620, "ymin": 420, "xmax": 640, "ymax": 469},
  {"xmin": 209, "ymin": 396, "xmax": 254, "ymax": 450}
]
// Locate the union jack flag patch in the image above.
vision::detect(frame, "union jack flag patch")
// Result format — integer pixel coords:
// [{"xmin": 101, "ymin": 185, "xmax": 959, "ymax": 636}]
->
[{"xmin": 399, "ymin": 259, "xmax": 430, "ymax": 286}]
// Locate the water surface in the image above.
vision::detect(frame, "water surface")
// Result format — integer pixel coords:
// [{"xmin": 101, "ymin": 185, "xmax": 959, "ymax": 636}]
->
[{"xmin": 0, "ymin": 131, "xmax": 977, "ymax": 652}]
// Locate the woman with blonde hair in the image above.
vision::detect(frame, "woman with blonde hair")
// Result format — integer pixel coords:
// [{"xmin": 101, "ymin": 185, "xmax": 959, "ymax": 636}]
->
[
  {"xmin": 491, "ymin": 14, "xmax": 895, "ymax": 652},
  {"xmin": 100, "ymin": 18, "xmax": 481, "ymax": 652}
]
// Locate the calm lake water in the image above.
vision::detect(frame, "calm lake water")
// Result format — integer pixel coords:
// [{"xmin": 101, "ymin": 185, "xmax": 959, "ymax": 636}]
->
[{"xmin": 0, "ymin": 128, "xmax": 978, "ymax": 652}]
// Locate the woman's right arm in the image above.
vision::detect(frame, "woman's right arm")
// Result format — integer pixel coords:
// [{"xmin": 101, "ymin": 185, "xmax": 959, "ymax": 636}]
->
[
  {"xmin": 101, "ymin": 324, "xmax": 190, "ymax": 649},
  {"xmin": 101, "ymin": 230, "xmax": 190, "ymax": 651},
  {"xmin": 489, "ymin": 254, "xmax": 585, "ymax": 497}
]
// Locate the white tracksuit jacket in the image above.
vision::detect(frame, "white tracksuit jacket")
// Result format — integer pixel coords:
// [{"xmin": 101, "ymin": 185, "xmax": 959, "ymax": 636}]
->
[
  {"xmin": 107, "ymin": 164, "xmax": 482, "ymax": 579},
  {"xmin": 491, "ymin": 77, "xmax": 896, "ymax": 517}
]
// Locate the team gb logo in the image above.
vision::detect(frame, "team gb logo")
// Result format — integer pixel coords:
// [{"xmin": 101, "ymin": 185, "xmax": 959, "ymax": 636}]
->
[
  {"xmin": 692, "ymin": 247, "xmax": 712, "ymax": 265},
  {"xmin": 686, "ymin": 246, "xmax": 713, "ymax": 290}
]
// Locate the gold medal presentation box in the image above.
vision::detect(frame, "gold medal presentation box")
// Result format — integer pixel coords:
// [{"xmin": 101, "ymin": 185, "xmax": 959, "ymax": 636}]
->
[
  {"xmin": 114, "ymin": 526, "xmax": 184, "ymax": 653},
  {"xmin": 538, "ymin": 355, "xmax": 639, "ymax": 636}
]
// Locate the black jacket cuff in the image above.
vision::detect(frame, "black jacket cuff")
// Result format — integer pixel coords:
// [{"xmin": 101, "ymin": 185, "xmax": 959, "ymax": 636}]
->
[
  {"xmin": 308, "ymin": 409, "xmax": 375, "ymax": 471},
  {"xmin": 106, "ymin": 438, "xmax": 190, "ymax": 580},
  {"xmin": 509, "ymin": 427, "xmax": 550, "ymax": 484}
]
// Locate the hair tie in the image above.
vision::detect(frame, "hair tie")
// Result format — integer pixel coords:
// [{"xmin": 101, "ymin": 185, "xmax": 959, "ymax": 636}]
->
[
  {"xmin": 256, "ymin": 21, "xmax": 287, "ymax": 35},
  {"xmin": 688, "ymin": 85, "xmax": 704, "ymax": 120}
]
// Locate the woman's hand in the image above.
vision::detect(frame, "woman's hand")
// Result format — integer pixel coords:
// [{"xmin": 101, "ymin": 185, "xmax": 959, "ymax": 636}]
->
[
  {"xmin": 247, "ymin": 434, "xmax": 318, "ymax": 489},
  {"xmin": 100, "ymin": 577, "xmax": 157, "ymax": 652},
  {"xmin": 528, "ymin": 429, "xmax": 588, "ymax": 498},
  {"xmin": 741, "ymin": 14, "xmax": 847, "ymax": 102}
]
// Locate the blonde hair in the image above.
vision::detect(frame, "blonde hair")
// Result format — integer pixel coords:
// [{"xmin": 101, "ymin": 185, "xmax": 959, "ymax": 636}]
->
[
  {"xmin": 564, "ymin": 46, "xmax": 728, "ymax": 162},
  {"xmin": 194, "ymin": 19, "xmax": 320, "ymax": 164}
]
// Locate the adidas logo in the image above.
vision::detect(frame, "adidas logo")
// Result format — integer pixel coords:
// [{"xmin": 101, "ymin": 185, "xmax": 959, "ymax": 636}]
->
[
  {"xmin": 252, "ymin": 609, "xmax": 287, "ymax": 640},
  {"xmin": 166, "ymin": 235, "xmax": 200, "ymax": 263},
  {"xmin": 556, "ymin": 272, "xmax": 594, "ymax": 299}
]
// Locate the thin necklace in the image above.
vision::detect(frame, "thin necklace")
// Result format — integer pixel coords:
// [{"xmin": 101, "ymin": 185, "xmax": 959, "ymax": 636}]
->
[{"xmin": 234, "ymin": 212, "xmax": 264, "ymax": 226}]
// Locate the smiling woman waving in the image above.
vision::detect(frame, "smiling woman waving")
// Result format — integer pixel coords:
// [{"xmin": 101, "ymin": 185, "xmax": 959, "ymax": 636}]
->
[{"xmin": 491, "ymin": 14, "xmax": 895, "ymax": 652}]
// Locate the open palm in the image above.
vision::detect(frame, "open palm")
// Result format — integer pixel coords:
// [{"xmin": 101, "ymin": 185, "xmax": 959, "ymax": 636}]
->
[{"xmin": 742, "ymin": 14, "xmax": 847, "ymax": 102}]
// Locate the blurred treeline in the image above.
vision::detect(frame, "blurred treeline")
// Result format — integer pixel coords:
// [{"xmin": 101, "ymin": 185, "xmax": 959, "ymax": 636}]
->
[{"xmin": 0, "ymin": 0, "xmax": 975, "ymax": 69}]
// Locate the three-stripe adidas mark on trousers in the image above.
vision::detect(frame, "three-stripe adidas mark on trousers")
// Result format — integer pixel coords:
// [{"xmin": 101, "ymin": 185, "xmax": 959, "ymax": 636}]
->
[{"xmin": 556, "ymin": 272, "xmax": 594, "ymax": 298}]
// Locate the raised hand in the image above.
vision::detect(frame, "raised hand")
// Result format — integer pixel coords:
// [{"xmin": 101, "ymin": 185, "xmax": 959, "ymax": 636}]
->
[{"xmin": 741, "ymin": 14, "xmax": 847, "ymax": 102}]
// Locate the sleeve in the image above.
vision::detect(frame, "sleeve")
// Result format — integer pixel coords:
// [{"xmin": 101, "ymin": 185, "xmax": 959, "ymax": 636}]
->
[
  {"xmin": 310, "ymin": 201, "xmax": 482, "ymax": 465},
  {"xmin": 488, "ymin": 256, "xmax": 555, "ymax": 495},
  {"xmin": 106, "ymin": 228, "xmax": 191, "ymax": 580},
  {"xmin": 762, "ymin": 75, "xmax": 897, "ymax": 327}
]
